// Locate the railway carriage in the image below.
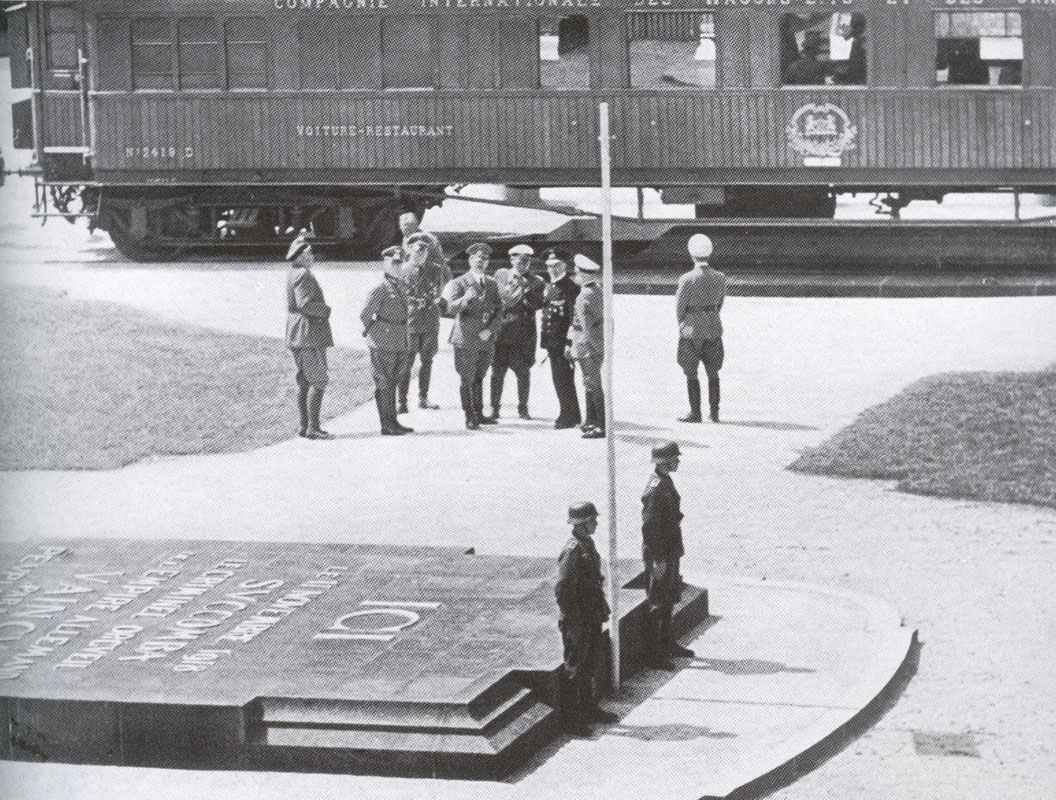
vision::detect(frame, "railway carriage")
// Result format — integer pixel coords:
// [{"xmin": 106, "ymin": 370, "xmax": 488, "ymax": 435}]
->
[{"xmin": 5, "ymin": 0, "xmax": 1056, "ymax": 260}]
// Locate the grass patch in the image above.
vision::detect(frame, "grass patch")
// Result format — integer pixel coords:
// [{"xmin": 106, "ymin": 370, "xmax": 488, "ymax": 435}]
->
[
  {"xmin": 789, "ymin": 368, "xmax": 1056, "ymax": 508},
  {"xmin": 0, "ymin": 285, "xmax": 374, "ymax": 470}
]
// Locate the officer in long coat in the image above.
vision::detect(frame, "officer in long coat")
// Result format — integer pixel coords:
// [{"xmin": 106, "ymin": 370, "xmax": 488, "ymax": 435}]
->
[
  {"xmin": 285, "ymin": 231, "xmax": 334, "ymax": 440},
  {"xmin": 676, "ymin": 234, "xmax": 726, "ymax": 423},
  {"xmin": 566, "ymin": 254, "xmax": 605, "ymax": 439},
  {"xmin": 399, "ymin": 230, "xmax": 451, "ymax": 413},
  {"xmin": 441, "ymin": 242, "xmax": 503, "ymax": 429},
  {"xmin": 361, "ymin": 246, "xmax": 413, "ymax": 436},
  {"xmin": 641, "ymin": 440, "xmax": 696, "ymax": 670},
  {"xmin": 555, "ymin": 501, "xmax": 619, "ymax": 736},
  {"xmin": 490, "ymin": 243, "xmax": 546, "ymax": 419},
  {"xmin": 540, "ymin": 249, "xmax": 582, "ymax": 429}
]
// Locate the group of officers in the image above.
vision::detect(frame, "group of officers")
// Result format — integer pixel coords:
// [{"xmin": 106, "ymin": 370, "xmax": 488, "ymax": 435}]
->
[
  {"xmin": 284, "ymin": 212, "xmax": 727, "ymax": 439},
  {"xmin": 284, "ymin": 213, "xmax": 727, "ymax": 737}
]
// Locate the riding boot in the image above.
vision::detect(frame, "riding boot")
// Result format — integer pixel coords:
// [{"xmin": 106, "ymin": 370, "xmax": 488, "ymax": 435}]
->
[
  {"xmin": 418, "ymin": 357, "xmax": 437, "ymax": 408},
  {"xmin": 297, "ymin": 381, "xmax": 310, "ymax": 436},
  {"xmin": 490, "ymin": 366, "xmax": 504, "ymax": 417},
  {"xmin": 517, "ymin": 370, "xmax": 531, "ymax": 418},
  {"xmin": 306, "ymin": 387, "xmax": 334, "ymax": 439},
  {"xmin": 679, "ymin": 378, "xmax": 702, "ymax": 423},
  {"xmin": 708, "ymin": 375, "xmax": 720, "ymax": 422}
]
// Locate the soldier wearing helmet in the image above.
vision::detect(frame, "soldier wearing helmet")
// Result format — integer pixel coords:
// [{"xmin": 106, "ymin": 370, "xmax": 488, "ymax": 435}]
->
[
  {"xmin": 641, "ymin": 440, "xmax": 695, "ymax": 670},
  {"xmin": 676, "ymin": 233, "xmax": 726, "ymax": 423},
  {"xmin": 555, "ymin": 501, "xmax": 619, "ymax": 736}
]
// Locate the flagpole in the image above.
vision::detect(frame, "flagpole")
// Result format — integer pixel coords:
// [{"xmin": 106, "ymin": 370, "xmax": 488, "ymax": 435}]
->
[{"xmin": 599, "ymin": 102, "xmax": 620, "ymax": 694}]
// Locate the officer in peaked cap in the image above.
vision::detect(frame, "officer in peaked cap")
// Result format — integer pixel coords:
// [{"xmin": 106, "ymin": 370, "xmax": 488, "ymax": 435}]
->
[
  {"xmin": 490, "ymin": 243, "xmax": 545, "ymax": 420},
  {"xmin": 540, "ymin": 248, "xmax": 582, "ymax": 429},
  {"xmin": 441, "ymin": 242, "xmax": 503, "ymax": 429},
  {"xmin": 640, "ymin": 440, "xmax": 695, "ymax": 670},
  {"xmin": 361, "ymin": 245, "xmax": 413, "ymax": 436},
  {"xmin": 285, "ymin": 229, "xmax": 335, "ymax": 440},
  {"xmin": 566, "ymin": 253, "xmax": 606, "ymax": 439},
  {"xmin": 555, "ymin": 501, "xmax": 619, "ymax": 736},
  {"xmin": 676, "ymin": 233, "xmax": 726, "ymax": 423},
  {"xmin": 399, "ymin": 229, "xmax": 452, "ymax": 413}
]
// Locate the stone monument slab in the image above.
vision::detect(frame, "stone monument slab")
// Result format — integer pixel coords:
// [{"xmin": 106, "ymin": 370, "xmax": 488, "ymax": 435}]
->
[{"xmin": 0, "ymin": 540, "xmax": 708, "ymax": 777}]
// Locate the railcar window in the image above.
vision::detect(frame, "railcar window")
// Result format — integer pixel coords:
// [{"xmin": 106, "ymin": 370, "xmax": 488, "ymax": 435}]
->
[
  {"xmin": 540, "ymin": 15, "xmax": 590, "ymax": 89},
  {"xmin": 780, "ymin": 12, "xmax": 865, "ymax": 86},
  {"xmin": 131, "ymin": 19, "xmax": 174, "ymax": 90},
  {"xmin": 179, "ymin": 18, "xmax": 221, "ymax": 90},
  {"xmin": 45, "ymin": 4, "xmax": 79, "ymax": 71},
  {"xmin": 935, "ymin": 12, "xmax": 1021, "ymax": 86},
  {"xmin": 627, "ymin": 12, "xmax": 715, "ymax": 89},
  {"xmin": 383, "ymin": 17, "xmax": 436, "ymax": 88},
  {"xmin": 225, "ymin": 17, "xmax": 269, "ymax": 90},
  {"xmin": 299, "ymin": 19, "xmax": 381, "ymax": 90}
]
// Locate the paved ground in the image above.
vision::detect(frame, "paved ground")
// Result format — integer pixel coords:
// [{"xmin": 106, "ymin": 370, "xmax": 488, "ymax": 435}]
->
[{"xmin": 0, "ymin": 255, "xmax": 1054, "ymax": 798}]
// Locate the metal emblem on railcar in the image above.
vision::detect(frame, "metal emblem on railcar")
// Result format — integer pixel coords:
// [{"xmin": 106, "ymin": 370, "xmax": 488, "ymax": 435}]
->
[{"xmin": 785, "ymin": 103, "xmax": 857, "ymax": 160}]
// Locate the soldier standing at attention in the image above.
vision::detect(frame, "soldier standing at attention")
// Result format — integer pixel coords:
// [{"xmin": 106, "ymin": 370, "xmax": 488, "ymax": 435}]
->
[
  {"xmin": 566, "ymin": 254, "xmax": 606, "ymax": 439},
  {"xmin": 398, "ymin": 231, "xmax": 451, "ymax": 413},
  {"xmin": 676, "ymin": 234, "xmax": 726, "ymax": 423},
  {"xmin": 361, "ymin": 246, "xmax": 414, "ymax": 436},
  {"xmin": 491, "ymin": 244, "xmax": 546, "ymax": 420},
  {"xmin": 555, "ymin": 501, "xmax": 620, "ymax": 736},
  {"xmin": 540, "ymin": 249, "xmax": 582, "ymax": 429},
  {"xmin": 285, "ymin": 230, "xmax": 335, "ymax": 440},
  {"xmin": 641, "ymin": 441, "xmax": 696, "ymax": 670},
  {"xmin": 441, "ymin": 242, "xmax": 503, "ymax": 430}
]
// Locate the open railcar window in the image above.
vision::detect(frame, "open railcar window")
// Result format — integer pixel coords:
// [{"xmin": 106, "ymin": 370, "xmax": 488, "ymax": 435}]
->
[
  {"xmin": 935, "ymin": 12, "xmax": 1022, "ymax": 86},
  {"xmin": 540, "ymin": 15, "xmax": 590, "ymax": 89},
  {"xmin": 780, "ymin": 12, "xmax": 865, "ymax": 86},
  {"xmin": 628, "ymin": 12, "xmax": 715, "ymax": 89},
  {"xmin": 131, "ymin": 19, "xmax": 174, "ymax": 90}
]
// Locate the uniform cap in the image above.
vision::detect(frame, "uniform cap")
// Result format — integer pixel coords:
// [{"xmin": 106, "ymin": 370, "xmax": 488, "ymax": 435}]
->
[
  {"xmin": 573, "ymin": 253, "xmax": 602, "ymax": 273},
  {"xmin": 687, "ymin": 233, "xmax": 713, "ymax": 259},
  {"xmin": 508, "ymin": 243, "xmax": 535, "ymax": 256},
  {"xmin": 405, "ymin": 230, "xmax": 439, "ymax": 247},
  {"xmin": 543, "ymin": 248, "xmax": 573, "ymax": 265},
  {"xmin": 651, "ymin": 440, "xmax": 681, "ymax": 461},
  {"xmin": 380, "ymin": 245, "xmax": 404, "ymax": 260},
  {"xmin": 285, "ymin": 229, "xmax": 313, "ymax": 261},
  {"xmin": 466, "ymin": 242, "xmax": 493, "ymax": 257},
  {"xmin": 567, "ymin": 501, "xmax": 599, "ymax": 525}
]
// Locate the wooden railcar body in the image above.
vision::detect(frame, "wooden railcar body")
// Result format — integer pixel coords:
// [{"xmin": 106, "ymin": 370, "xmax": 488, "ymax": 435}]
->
[{"xmin": 6, "ymin": 0, "xmax": 1056, "ymax": 255}]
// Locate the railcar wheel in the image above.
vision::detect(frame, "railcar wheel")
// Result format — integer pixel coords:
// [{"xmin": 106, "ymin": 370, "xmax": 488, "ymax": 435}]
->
[{"xmin": 107, "ymin": 227, "xmax": 183, "ymax": 262}]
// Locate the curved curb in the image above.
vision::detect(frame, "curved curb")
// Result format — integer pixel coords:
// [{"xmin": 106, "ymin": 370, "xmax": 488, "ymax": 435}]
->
[{"xmin": 683, "ymin": 573, "xmax": 918, "ymax": 800}]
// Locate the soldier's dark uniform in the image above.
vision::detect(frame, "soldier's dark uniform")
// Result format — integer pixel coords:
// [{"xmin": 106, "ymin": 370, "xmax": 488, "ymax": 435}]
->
[
  {"xmin": 641, "ymin": 442, "xmax": 686, "ymax": 667},
  {"xmin": 491, "ymin": 265, "xmax": 545, "ymax": 418},
  {"xmin": 361, "ymin": 248, "xmax": 412, "ymax": 435},
  {"xmin": 285, "ymin": 234, "xmax": 334, "ymax": 439},
  {"xmin": 540, "ymin": 253, "xmax": 582, "ymax": 428},
  {"xmin": 555, "ymin": 502, "xmax": 614, "ymax": 734}
]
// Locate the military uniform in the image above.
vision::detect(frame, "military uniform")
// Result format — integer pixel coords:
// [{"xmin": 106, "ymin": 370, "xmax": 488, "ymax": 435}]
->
[
  {"xmin": 641, "ymin": 464, "xmax": 685, "ymax": 665},
  {"xmin": 555, "ymin": 511, "xmax": 611, "ymax": 732},
  {"xmin": 361, "ymin": 271, "xmax": 410, "ymax": 434},
  {"xmin": 540, "ymin": 273, "xmax": 581, "ymax": 427},
  {"xmin": 491, "ymin": 268, "xmax": 545, "ymax": 417},
  {"xmin": 399, "ymin": 232, "xmax": 451, "ymax": 410},
  {"xmin": 568, "ymin": 277, "xmax": 605, "ymax": 434},
  {"xmin": 286, "ymin": 247, "xmax": 334, "ymax": 438},
  {"xmin": 676, "ymin": 263, "xmax": 726, "ymax": 422},
  {"xmin": 442, "ymin": 268, "xmax": 503, "ymax": 426}
]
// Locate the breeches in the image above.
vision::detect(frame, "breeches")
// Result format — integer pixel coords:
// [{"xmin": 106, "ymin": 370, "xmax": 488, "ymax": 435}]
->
[{"xmin": 677, "ymin": 337, "xmax": 724, "ymax": 379}]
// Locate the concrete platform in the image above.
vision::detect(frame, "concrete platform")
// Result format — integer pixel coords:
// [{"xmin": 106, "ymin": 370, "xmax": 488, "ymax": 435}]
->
[{"xmin": 0, "ymin": 571, "xmax": 915, "ymax": 800}]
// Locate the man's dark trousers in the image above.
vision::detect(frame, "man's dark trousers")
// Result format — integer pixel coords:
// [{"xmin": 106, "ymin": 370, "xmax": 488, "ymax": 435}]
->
[
  {"xmin": 371, "ymin": 348, "xmax": 405, "ymax": 430},
  {"xmin": 547, "ymin": 346, "xmax": 581, "ymax": 424},
  {"xmin": 455, "ymin": 345, "xmax": 494, "ymax": 420},
  {"xmin": 558, "ymin": 619, "xmax": 604, "ymax": 724}
]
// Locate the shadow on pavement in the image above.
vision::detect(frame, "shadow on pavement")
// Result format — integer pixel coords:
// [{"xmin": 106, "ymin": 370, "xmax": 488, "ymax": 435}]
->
[
  {"xmin": 605, "ymin": 722, "xmax": 738, "ymax": 742},
  {"xmin": 687, "ymin": 657, "xmax": 817, "ymax": 676},
  {"xmin": 616, "ymin": 433, "xmax": 708, "ymax": 450},
  {"xmin": 719, "ymin": 419, "xmax": 820, "ymax": 432}
]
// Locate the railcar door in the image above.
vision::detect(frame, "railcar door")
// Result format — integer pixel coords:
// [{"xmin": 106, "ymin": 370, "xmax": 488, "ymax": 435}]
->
[{"xmin": 34, "ymin": 1, "xmax": 89, "ymax": 160}]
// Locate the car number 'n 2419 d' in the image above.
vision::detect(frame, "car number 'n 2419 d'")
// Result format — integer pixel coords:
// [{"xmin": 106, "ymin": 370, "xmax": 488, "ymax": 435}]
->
[{"xmin": 125, "ymin": 146, "xmax": 194, "ymax": 160}]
